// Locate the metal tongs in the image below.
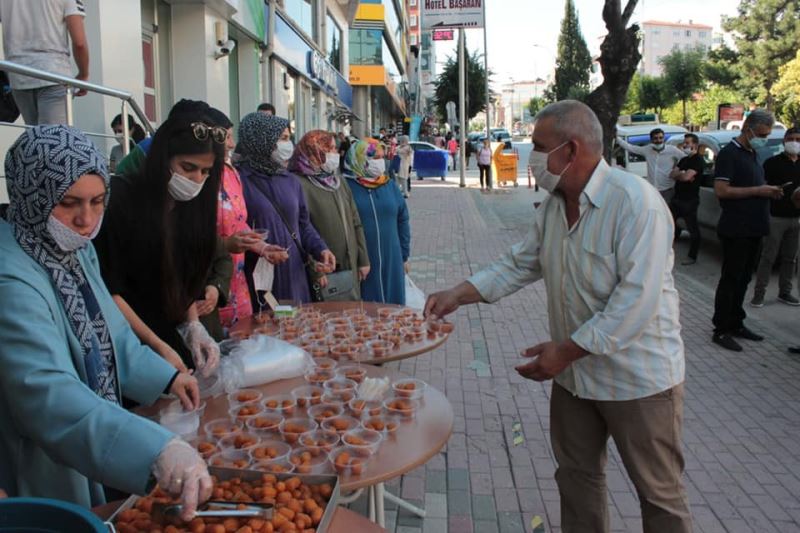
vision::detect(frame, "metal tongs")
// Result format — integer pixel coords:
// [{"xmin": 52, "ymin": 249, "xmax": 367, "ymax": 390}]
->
[{"xmin": 152, "ymin": 500, "xmax": 274, "ymax": 522}]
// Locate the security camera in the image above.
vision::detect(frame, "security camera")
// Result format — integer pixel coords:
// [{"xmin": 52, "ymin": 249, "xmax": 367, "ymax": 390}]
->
[{"xmin": 214, "ymin": 39, "xmax": 236, "ymax": 59}]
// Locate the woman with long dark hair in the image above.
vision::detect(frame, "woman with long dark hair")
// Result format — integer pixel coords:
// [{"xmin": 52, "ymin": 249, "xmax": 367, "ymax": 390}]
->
[{"xmin": 94, "ymin": 112, "xmax": 225, "ymax": 376}]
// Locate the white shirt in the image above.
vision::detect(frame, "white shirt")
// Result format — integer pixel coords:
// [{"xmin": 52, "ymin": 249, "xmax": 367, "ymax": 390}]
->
[
  {"xmin": 616, "ymin": 138, "xmax": 684, "ymax": 192},
  {"xmin": 468, "ymin": 159, "xmax": 685, "ymax": 401},
  {"xmin": 0, "ymin": 0, "xmax": 85, "ymax": 90}
]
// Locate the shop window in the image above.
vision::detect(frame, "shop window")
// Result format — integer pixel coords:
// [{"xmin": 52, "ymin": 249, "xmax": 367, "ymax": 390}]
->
[
  {"xmin": 284, "ymin": 0, "xmax": 315, "ymax": 40},
  {"xmin": 326, "ymin": 11, "xmax": 342, "ymax": 71},
  {"xmin": 350, "ymin": 29, "xmax": 382, "ymax": 65}
]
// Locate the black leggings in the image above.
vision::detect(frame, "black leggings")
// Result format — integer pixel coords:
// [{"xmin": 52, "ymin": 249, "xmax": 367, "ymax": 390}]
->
[{"xmin": 478, "ymin": 164, "xmax": 492, "ymax": 188}]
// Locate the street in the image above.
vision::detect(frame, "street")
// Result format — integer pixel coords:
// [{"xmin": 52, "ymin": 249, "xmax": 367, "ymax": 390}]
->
[{"xmin": 366, "ymin": 160, "xmax": 800, "ymax": 533}]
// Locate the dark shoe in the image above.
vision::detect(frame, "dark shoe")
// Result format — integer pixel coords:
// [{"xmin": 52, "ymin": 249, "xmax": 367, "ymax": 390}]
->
[
  {"xmin": 750, "ymin": 293, "xmax": 765, "ymax": 308},
  {"xmin": 713, "ymin": 333, "xmax": 743, "ymax": 352},
  {"xmin": 681, "ymin": 258, "xmax": 697, "ymax": 266},
  {"xmin": 788, "ymin": 346, "xmax": 800, "ymax": 355},
  {"xmin": 778, "ymin": 294, "xmax": 800, "ymax": 306},
  {"xmin": 732, "ymin": 326, "xmax": 764, "ymax": 341}
]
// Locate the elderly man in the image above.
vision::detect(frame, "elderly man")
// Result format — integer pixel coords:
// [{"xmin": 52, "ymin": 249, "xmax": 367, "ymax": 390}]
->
[
  {"xmin": 712, "ymin": 109, "xmax": 783, "ymax": 351},
  {"xmin": 426, "ymin": 101, "xmax": 692, "ymax": 532}
]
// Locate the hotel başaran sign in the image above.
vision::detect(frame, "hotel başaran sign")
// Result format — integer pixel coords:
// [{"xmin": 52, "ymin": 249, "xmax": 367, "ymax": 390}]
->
[{"xmin": 421, "ymin": 0, "xmax": 484, "ymax": 30}]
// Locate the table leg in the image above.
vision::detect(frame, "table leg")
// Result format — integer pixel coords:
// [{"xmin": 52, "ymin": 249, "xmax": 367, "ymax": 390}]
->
[
  {"xmin": 368, "ymin": 485, "xmax": 376, "ymax": 522},
  {"xmin": 375, "ymin": 482, "xmax": 386, "ymax": 527},
  {"xmin": 384, "ymin": 489, "xmax": 427, "ymax": 518},
  {"xmin": 337, "ymin": 488, "xmax": 365, "ymax": 505}
]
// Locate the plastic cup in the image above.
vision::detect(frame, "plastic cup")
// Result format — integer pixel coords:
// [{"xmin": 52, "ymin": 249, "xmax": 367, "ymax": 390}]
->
[
  {"xmin": 249, "ymin": 439, "xmax": 291, "ymax": 462},
  {"xmin": 321, "ymin": 415, "xmax": 360, "ymax": 434},
  {"xmin": 298, "ymin": 429, "xmax": 340, "ymax": 454},
  {"xmin": 253, "ymin": 457, "xmax": 295, "ymax": 474},
  {"xmin": 348, "ymin": 398, "xmax": 383, "ymax": 418},
  {"xmin": 304, "ymin": 368, "xmax": 335, "ymax": 386},
  {"xmin": 228, "ymin": 403, "xmax": 265, "ymax": 423},
  {"xmin": 323, "ymin": 377, "xmax": 358, "ymax": 394},
  {"xmin": 308, "ymin": 403, "xmax": 344, "ymax": 424},
  {"xmin": 311, "ymin": 356, "xmax": 337, "ymax": 371},
  {"xmin": 329, "ymin": 445, "xmax": 372, "ymax": 476},
  {"xmin": 279, "ymin": 417, "xmax": 318, "ymax": 444},
  {"xmin": 288, "ymin": 446, "xmax": 332, "ymax": 474},
  {"xmin": 321, "ymin": 390, "xmax": 355, "ymax": 406},
  {"xmin": 342, "ymin": 428, "xmax": 383, "ymax": 453},
  {"xmin": 158, "ymin": 400, "xmax": 206, "ymax": 437},
  {"xmin": 227, "ymin": 389, "xmax": 264, "ymax": 407},
  {"xmin": 392, "ymin": 378, "xmax": 427, "ymax": 400},
  {"xmin": 187, "ymin": 436, "xmax": 220, "ymax": 459},
  {"xmin": 291, "ymin": 385, "xmax": 324, "ymax": 408},
  {"xmin": 336, "ymin": 365, "xmax": 368, "ymax": 384},
  {"xmin": 367, "ymin": 340, "xmax": 393, "ymax": 358},
  {"xmin": 218, "ymin": 432, "xmax": 262, "ymax": 451},
  {"xmin": 262, "ymin": 394, "xmax": 297, "ymax": 416},
  {"xmin": 245, "ymin": 413, "xmax": 284, "ymax": 435},
  {"xmin": 308, "ymin": 343, "xmax": 332, "ymax": 358},
  {"xmin": 384, "ymin": 397, "xmax": 420, "ymax": 419},
  {"xmin": 208, "ymin": 449, "xmax": 251, "ymax": 469},
  {"xmin": 362, "ymin": 414, "xmax": 401, "ymax": 435},
  {"xmin": 204, "ymin": 418, "xmax": 243, "ymax": 441}
]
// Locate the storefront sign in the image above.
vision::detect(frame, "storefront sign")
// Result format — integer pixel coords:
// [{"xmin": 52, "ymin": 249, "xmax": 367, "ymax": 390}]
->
[
  {"xmin": 421, "ymin": 0, "xmax": 484, "ymax": 29},
  {"xmin": 349, "ymin": 65, "xmax": 386, "ymax": 86},
  {"xmin": 307, "ymin": 50, "xmax": 338, "ymax": 95},
  {"xmin": 432, "ymin": 29, "xmax": 454, "ymax": 40}
]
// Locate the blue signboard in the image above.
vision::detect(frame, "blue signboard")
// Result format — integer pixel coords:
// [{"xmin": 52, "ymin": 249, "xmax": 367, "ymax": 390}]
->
[{"xmin": 270, "ymin": 11, "xmax": 353, "ymax": 108}]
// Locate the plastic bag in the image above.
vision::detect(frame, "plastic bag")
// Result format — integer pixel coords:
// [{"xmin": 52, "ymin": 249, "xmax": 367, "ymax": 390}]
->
[
  {"xmin": 405, "ymin": 275, "xmax": 426, "ymax": 310},
  {"xmin": 219, "ymin": 335, "xmax": 312, "ymax": 392}
]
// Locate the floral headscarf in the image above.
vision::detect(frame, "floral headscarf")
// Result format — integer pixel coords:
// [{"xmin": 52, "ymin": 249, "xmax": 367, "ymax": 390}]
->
[
  {"xmin": 237, "ymin": 112, "xmax": 290, "ymax": 175},
  {"xmin": 5, "ymin": 125, "xmax": 118, "ymax": 403},
  {"xmin": 344, "ymin": 138, "xmax": 390, "ymax": 189},
  {"xmin": 288, "ymin": 130, "xmax": 340, "ymax": 191}
]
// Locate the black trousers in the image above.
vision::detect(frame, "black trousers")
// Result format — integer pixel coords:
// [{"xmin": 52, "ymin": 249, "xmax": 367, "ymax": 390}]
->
[
  {"xmin": 713, "ymin": 236, "xmax": 762, "ymax": 334},
  {"xmin": 478, "ymin": 164, "xmax": 492, "ymax": 188},
  {"xmin": 670, "ymin": 198, "xmax": 701, "ymax": 260}
]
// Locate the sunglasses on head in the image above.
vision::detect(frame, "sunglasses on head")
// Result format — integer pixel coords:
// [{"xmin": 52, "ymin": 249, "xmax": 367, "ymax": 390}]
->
[{"xmin": 191, "ymin": 122, "xmax": 227, "ymax": 144}]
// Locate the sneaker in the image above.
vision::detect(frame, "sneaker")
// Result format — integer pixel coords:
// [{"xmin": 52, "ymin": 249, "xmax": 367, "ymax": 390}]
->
[
  {"xmin": 712, "ymin": 333, "xmax": 743, "ymax": 352},
  {"xmin": 778, "ymin": 294, "xmax": 800, "ymax": 306},
  {"xmin": 731, "ymin": 326, "xmax": 764, "ymax": 342},
  {"xmin": 750, "ymin": 294, "xmax": 765, "ymax": 308}
]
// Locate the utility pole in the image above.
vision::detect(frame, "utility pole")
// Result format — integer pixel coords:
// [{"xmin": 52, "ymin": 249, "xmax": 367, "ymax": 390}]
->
[
  {"xmin": 458, "ymin": 28, "xmax": 466, "ymax": 188},
  {"xmin": 483, "ymin": 6, "xmax": 490, "ymax": 134}
]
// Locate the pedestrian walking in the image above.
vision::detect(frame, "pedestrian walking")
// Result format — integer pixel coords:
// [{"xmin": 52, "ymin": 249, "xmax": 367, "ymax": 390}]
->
[
  {"xmin": 477, "ymin": 139, "xmax": 493, "ymax": 191},
  {"xmin": 711, "ymin": 109, "xmax": 783, "ymax": 352},
  {"xmin": 0, "ymin": 0, "xmax": 90, "ymax": 125},
  {"xmin": 669, "ymin": 133, "xmax": 705, "ymax": 265},
  {"xmin": 616, "ymin": 128, "xmax": 684, "ymax": 202},
  {"xmin": 464, "ymin": 137, "xmax": 473, "ymax": 169},
  {"xmin": 447, "ymin": 136, "xmax": 458, "ymax": 171},
  {"xmin": 426, "ymin": 100, "xmax": 692, "ymax": 533},
  {"xmin": 396, "ymin": 134, "xmax": 413, "ymax": 197},
  {"xmin": 751, "ymin": 127, "xmax": 800, "ymax": 307}
]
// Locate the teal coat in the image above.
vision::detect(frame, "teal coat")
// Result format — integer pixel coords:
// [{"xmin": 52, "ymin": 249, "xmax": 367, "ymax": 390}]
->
[{"xmin": 0, "ymin": 220, "xmax": 175, "ymax": 508}]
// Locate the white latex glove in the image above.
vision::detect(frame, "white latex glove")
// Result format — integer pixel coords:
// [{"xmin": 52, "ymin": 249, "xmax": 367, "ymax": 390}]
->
[
  {"xmin": 177, "ymin": 320, "xmax": 220, "ymax": 378},
  {"xmin": 152, "ymin": 438, "xmax": 213, "ymax": 521}
]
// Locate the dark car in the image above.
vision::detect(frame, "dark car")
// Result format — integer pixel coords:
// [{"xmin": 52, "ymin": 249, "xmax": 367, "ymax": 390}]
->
[{"xmin": 490, "ymin": 128, "xmax": 512, "ymax": 149}]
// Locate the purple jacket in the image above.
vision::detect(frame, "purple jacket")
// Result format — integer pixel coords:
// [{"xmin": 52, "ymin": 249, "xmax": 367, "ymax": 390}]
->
[{"xmin": 239, "ymin": 164, "xmax": 328, "ymax": 304}]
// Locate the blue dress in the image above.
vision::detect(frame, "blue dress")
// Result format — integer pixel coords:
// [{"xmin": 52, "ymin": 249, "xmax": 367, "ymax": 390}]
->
[{"xmin": 346, "ymin": 180, "xmax": 411, "ymax": 304}]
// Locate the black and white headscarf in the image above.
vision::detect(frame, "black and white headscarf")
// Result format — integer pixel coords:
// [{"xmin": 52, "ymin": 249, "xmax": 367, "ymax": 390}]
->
[
  {"xmin": 237, "ymin": 112, "xmax": 290, "ymax": 175},
  {"xmin": 5, "ymin": 125, "xmax": 118, "ymax": 403}
]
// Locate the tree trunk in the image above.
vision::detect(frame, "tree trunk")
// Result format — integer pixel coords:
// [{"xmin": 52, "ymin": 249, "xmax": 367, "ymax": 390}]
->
[
  {"xmin": 682, "ymin": 98, "xmax": 687, "ymax": 127},
  {"xmin": 584, "ymin": 0, "xmax": 642, "ymax": 162}
]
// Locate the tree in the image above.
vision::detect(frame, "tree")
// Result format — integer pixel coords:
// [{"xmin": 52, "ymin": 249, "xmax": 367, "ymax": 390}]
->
[
  {"xmin": 585, "ymin": 0, "xmax": 642, "ymax": 161},
  {"xmin": 723, "ymin": 0, "xmax": 800, "ymax": 109},
  {"xmin": 659, "ymin": 47, "xmax": 705, "ymax": 126},
  {"xmin": 703, "ymin": 45, "xmax": 741, "ymax": 88},
  {"xmin": 773, "ymin": 50, "xmax": 800, "ymax": 126},
  {"xmin": 433, "ymin": 48, "xmax": 490, "ymax": 122},
  {"xmin": 637, "ymin": 75, "xmax": 672, "ymax": 115},
  {"xmin": 691, "ymin": 85, "xmax": 746, "ymax": 127},
  {"xmin": 528, "ymin": 96, "xmax": 546, "ymax": 117},
  {"xmin": 547, "ymin": 0, "xmax": 592, "ymax": 101}
]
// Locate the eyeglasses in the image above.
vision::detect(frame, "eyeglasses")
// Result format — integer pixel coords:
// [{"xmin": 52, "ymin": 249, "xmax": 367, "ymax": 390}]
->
[{"xmin": 191, "ymin": 122, "xmax": 228, "ymax": 144}]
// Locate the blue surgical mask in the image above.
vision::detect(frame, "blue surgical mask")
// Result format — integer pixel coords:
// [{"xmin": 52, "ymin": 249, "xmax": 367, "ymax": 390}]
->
[{"xmin": 750, "ymin": 136, "xmax": 768, "ymax": 149}]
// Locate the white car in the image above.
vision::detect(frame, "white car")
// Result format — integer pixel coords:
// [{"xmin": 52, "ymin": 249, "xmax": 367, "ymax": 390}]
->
[{"xmin": 725, "ymin": 119, "xmax": 786, "ymax": 131}]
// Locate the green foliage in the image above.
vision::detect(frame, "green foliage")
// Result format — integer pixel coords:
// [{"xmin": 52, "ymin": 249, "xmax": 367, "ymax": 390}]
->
[
  {"xmin": 433, "ymin": 48, "xmax": 490, "ymax": 121},
  {"xmin": 773, "ymin": 50, "xmax": 800, "ymax": 126},
  {"xmin": 621, "ymin": 72, "xmax": 641, "ymax": 114},
  {"xmin": 528, "ymin": 96, "xmax": 546, "ymax": 117},
  {"xmin": 547, "ymin": 0, "xmax": 592, "ymax": 101},
  {"xmin": 691, "ymin": 85, "xmax": 746, "ymax": 128},
  {"xmin": 659, "ymin": 47, "xmax": 706, "ymax": 125},
  {"xmin": 638, "ymin": 75, "xmax": 672, "ymax": 114},
  {"xmin": 703, "ymin": 45, "xmax": 740, "ymax": 88},
  {"xmin": 723, "ymin": 0, "xmax": 800, "ymax": 108}
]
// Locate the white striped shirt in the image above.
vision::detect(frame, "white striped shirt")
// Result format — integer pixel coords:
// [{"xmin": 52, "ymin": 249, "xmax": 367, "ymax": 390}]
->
[{"xmin": 469, "ymin": 159, "xmax": 685, "ymax": 401}]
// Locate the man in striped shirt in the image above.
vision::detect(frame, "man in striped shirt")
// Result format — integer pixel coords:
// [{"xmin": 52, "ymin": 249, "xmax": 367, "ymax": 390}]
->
[{"xmin": 425, "ymin": 100, "xmax": 691, "ymax": 533}]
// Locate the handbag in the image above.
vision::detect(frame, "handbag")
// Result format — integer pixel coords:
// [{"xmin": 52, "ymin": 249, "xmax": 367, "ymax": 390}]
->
[{"xmin": 315, "ymin": 192, "xmax": 358, "ymax": 301}]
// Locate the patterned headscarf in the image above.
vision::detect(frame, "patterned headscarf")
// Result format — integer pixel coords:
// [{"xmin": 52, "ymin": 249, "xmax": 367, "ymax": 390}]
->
[
  {"xmin": 237, "ymin": 112, "xmax": 290, "ymax": 175},
  {"xmin": 5, "ymin": 125, "xmax": 118, "ymax": 403},
  {"xmin": 288, "ymin": 130, "xmax": 340, "ymax": 191},
  {"xmin": 344, "ymin": 138, "xmax": 390, "ymax": 189}
]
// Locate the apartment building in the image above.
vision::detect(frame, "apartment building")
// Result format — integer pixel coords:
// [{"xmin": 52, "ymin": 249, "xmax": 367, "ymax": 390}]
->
[{"xmin": 640, "ymin": 20, "xmax": 713, "ymax": 76}]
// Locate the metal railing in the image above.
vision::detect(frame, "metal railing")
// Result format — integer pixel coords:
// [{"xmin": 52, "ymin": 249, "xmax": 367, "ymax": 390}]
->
[{"xmin": 0, "ymin": 60, "xmax": 153, "ymax": 157}]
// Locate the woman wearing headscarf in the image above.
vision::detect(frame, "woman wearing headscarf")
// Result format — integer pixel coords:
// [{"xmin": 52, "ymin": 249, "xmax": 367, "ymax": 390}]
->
[
  {"xmin": 93, "ymin": 113, "xmax": 225, "ymax": 376},
  {"xmin": 290, "ymin": 130, "xmax": 370, "ymax": 301},
  {"xmin": 345, "ymin": 139, "xmax": 411, "ymax": 305},
  {"xmin": 0, "ymin": 125, "xmax": 211, "ymax": 521},
  {"xmin": 237, "ymin": 112, "xmax": 336, "ymax": 305}
]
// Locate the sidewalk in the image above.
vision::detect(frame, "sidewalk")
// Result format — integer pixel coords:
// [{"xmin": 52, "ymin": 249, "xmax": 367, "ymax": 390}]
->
[{"xmin": 365, "ymin": 176, "xmax": 800, "ymax": 533}]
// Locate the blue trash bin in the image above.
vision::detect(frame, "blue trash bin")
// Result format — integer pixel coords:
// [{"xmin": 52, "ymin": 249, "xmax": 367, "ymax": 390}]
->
[{"xmin": 0, "ymin": 497, "xmax": 108, "ymax": 532}]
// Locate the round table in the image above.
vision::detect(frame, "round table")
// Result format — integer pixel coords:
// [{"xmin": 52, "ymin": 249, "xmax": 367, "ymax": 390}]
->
[
  {"xmin": 141, "ymin": 365, "xmax": 453, "ymax": 493},
  {"xmin": 228, "ymin": 302, "xmax": 450, "ymax": 365}
]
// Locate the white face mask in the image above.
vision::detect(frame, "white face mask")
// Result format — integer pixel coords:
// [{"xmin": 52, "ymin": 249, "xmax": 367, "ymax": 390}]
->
[
  {"xmin": 683, "ymin": 146, "xmax": 695, "ymax": 156},
  {"xmin": 528, "ymin": 142, "xmax": 571, "ymax": 193},
  {"xmin": 322, "ymin": 153, "xmax": 340, "ymax": 173},
  {"xmin": 272, "ymin": 140, "xmax": 294, "ymax": 166},
  {"xmin": 366, "ymin": 159, "xmax": 385, "ymax": 178},
  {"xmin": 253, "ymin": 256, "xmax": 275, "ymax": 294},
  {"xmin": 784, "ymin": 141, "xmax": 800, "ymax": 156},
  {"xmin": 114, "ymin": 132, "xmax": 127, "ymax": 146},
  {"xmin": 652, "ymin": 143, "xmax": 665, "ymax": 151},
  {"xmin": 47, "ymin": 213, "xmax": 103, "ymax": 252},
  {"xmin": 168, "ymin": 171, "xmax": 206, "ymax": 202}
]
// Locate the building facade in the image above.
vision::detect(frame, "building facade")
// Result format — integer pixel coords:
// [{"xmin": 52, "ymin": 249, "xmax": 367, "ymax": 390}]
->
[{"xmin": 640, "ymin": 20, "xmax": 713, "ymax": 76}]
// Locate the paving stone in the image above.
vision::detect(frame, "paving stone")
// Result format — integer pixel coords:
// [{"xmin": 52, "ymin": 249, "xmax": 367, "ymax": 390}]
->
[
  {"xmin": 471, "ymin": 494, "xmax": 497, "ymax": 521},
  {"xmin": 424, "ymin": 493, "xmax": 448, "ymax": 519},
  {"xmin": 425, "ymin": 470, "xmax": 447, "ymax": 494},
  {"xmin": 447, "ymin": 489, "xmax": 472, "ymax": 516}
]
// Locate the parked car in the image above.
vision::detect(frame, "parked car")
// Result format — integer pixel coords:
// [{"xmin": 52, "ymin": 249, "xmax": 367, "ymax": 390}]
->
[
  {"xmin": 665, "ymin": 129, "xmax": 786, "ymax": 229},
  {"xmin": 467, "ymin": 132, "xmax": 487, "ymax": 154},
  {"xmin": 725, "ymin": 119, "xmax": 786, "ymax": 131},
  {"xmin": 490, "ymin": 128, "xmax": 512, "ymax": 149},
  {"xmin": 410, "ymin": 141, "xmax": 449, "ymax": 180},
  {"xmin": 612, "ymin": 124, "xmax": 689, "ymax": 178}
]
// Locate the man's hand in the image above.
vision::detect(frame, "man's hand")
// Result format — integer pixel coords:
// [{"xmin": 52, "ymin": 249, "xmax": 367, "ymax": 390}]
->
[
  {"xmin": 760, "ymin": 185, "xmax": 783, "ymax": 199},
  {"xmin": 358, "ymin": 266, "xmax": 371, "ymax": 281},
  {"xmin": 514, "ymin": 340, "xmax": 588, "ymax": 381},
  {"xmin": 195, "ymin": 285, "xmax": 219, "ymax": 316},
  {"xmin": 424, "ymin": 289, "xmax": 461, "ymax": 320},
  {"xmin": 170, "ymin": 372, "xmax": 200, "ymax": 411}
]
